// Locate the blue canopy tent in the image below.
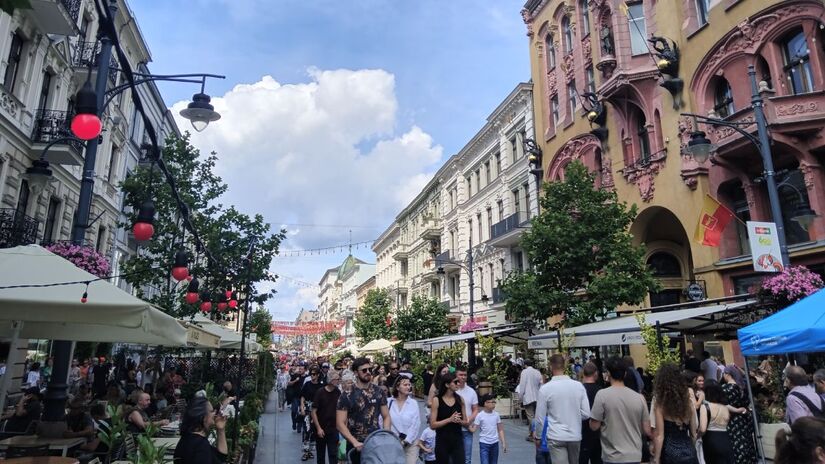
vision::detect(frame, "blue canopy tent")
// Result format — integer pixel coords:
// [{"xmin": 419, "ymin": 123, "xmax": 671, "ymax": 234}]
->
[{"xmin": 736, "ymin": 288, "xmax": 825, "ymax": 463}]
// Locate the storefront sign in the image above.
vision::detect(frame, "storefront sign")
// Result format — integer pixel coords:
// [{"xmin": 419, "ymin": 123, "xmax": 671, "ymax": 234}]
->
[
  {"xmin": 685, "ymin": 282, "xmax": 705, "ymax": 302},
  {"xmin": 747, "ymin": 221, "xmax": 784, "ymax": 273}
]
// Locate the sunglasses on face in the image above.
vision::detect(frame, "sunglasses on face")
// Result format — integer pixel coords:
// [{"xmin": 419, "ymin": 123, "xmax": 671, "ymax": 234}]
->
[
  {"xmin": 358, "ymin": 368, "xmax": 372, "ymax": 374},
  {"xmin": 452, "ymin": 380, "xmax": 461, "ymax": 385}
]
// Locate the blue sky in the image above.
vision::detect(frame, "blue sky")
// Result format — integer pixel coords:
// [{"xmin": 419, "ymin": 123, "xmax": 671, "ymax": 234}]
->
[{"xmin": 129, "ymin": 0, "xmax": 530, "ymax": 321}]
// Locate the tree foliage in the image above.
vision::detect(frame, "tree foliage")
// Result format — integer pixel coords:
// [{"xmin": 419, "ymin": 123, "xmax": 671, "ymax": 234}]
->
[
  {"xmin": 395, "ymin": 296, "xmax": 449, "ymax": 343},
  {"xmin": 248, "ymin": 307, "xmax": 273, "ymax": 346},
  {"xmin": 502, "ymin": 161, "xmax": 657, "ymax": 327},
  {"xmin": 353, "ymin": 288, "xmax": 395, "ymax": 341},
  {"xmin": 120, "ymin": 135, "xmax": 286, "ymax": 318}
]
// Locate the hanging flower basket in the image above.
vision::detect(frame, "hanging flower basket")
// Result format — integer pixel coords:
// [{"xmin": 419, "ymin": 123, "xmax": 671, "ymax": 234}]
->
[
  {"xmin": 45, "ymin": 242, "xmax": 111, "ymax": 278},
  {"xmin": 759, "ymin": 265, "xmax": 824, "ymax": 310},
  {"xmin": 459, "ymin": 320, "xmax": 484, "ymax": 333}
]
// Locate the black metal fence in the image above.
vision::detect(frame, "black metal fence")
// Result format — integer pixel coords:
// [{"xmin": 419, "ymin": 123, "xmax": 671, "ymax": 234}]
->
[
  {"xmin": 163, "ymin": 355, "xmax": 259, "ymax": 396},
  {"xmin": 0, "ymin": 208, "xmax": 40, "ymax": 249}
]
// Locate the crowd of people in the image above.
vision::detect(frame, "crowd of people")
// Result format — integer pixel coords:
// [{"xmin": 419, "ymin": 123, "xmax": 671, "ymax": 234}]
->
[{"xmin": 274, "ymin": 349, "xmax": 825, "ymax": 464}]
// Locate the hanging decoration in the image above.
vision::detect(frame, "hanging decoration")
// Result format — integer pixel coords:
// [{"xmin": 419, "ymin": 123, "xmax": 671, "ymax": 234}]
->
[{"xmin": 171, "ymin": 250, "xmax": 189, "ymax": 281}]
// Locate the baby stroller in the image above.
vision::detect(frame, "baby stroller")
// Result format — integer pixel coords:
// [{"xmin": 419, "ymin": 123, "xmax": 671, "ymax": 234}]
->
[
  {"xmin": 348, "ymin": 429, "xmax": 405, "ymax": 464},
  {"xmin": 301, "ymin": 400, "xmax": 315, "ymax": 461}
]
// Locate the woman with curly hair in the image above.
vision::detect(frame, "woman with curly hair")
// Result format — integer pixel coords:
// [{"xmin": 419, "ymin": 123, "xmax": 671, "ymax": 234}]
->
[{"xmin": 652, "ymin": 363, "xmax": 699, "ymax": 464}]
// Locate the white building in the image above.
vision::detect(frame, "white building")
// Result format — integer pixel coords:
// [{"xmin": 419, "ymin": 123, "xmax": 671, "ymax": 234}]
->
[
  {"xmin": 317, "ymin": 265, "xmax": 341, "ymax": 322},
  {"xmin": 437, "ymin": 82, "xmax": 538, "ymax": 328}
]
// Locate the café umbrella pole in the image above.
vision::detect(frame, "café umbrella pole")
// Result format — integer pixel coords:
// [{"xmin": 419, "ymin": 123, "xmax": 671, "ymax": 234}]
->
[{"xmin": 742, "ymin": 360, "xmax": 766, "ymax": 463}]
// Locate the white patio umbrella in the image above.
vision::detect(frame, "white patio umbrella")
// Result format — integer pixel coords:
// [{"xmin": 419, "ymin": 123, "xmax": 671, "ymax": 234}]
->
[
  {"xmin": 189, "ymin": 314, "xmax": 261, "ymax": 352},
  {"xmin": 358, "ymin": 338, "xmax": 399, "ymax": 354},
  {"xmin": 0, "ymin": 245, "xmax": 187, "ymax": 345}
]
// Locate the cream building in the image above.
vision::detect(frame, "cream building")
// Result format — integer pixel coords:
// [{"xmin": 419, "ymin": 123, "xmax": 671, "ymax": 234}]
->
[
  {"xmin": 437, "ymin": 82, "xmax": 538, "ymax": 328},
  {"xmin": 317, "ymin": 265, "xmax": 341, "ymax": 323},
  {"xmin": 316, "ymin": 254, "xmax": 375, "ymax": 345}
]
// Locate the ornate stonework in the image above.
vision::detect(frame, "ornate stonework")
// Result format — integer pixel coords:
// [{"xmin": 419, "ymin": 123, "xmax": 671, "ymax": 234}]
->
[
  {"xmin": 677, "ymin": 117, "xmax": 707, "ymax": 190},
  {"xmin": 547, "ymin": 71, "xmax": 558, "ymax": 97},
  {"xmin": 800, "ymin": 161, "xmax": 821, "ymax": 189},
  {"xmin": 521, "ymin": 8, "xmax": 534, "ymax": 37},
  {"xmin": 582, "ymin": 37, "xmax": 592, "ymax": 67},
  {"xmin": 547, "ymin": 134, "xmax": 614, "ymax": 189},
  {"xmin": 563, "ymin": 53, "xmax": 575, "ymax": 83},
  {"xmin": 621, "ymin": 155, "xmax": 667, "ymax": 202},
  {"xmin": 776, "ymin": 102, "xmax": 818, "ymax": 116},
  {"xmin": 0, "ymin": 87, "xmax": 19, "ymax": 118}
]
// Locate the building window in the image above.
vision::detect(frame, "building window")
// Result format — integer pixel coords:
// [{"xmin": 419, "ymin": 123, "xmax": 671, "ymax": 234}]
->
[
  {"xmin": 484, "ymin": 161, "xmax": 491, "ymax": 185},
  {"xmin": 627, "ymin": 3, "xmax": 647, "ymax": 56},
  {"xmin": 497, "ymin": 200, "xmax": 504, "ymax": 221},
  {"xmin": 523, "ymin": 182, "xmax": 531, "ymax": 219},
  {"xmin": 551, "ymin": 96, "xmax": 560, "ymax": 126},
  {"xmin": 3, "ymin": 32, "xmax": 24, "ymax": 93},
  {"xmin": 475, "ymin": 170, "xmax": 481, "ymax": 190},
  {"xmin": 38, "ymin": 71, "xmax": 52, "ymax": 110},
  {"xmin": 585, "ymin": 66, "xmax": 596, "ymax": 93},
  {"xmin": 696, "ymin": 0, "xmax": 710, "ymax": 26},
  {"xmin": 713, "ymin": 78, "xmax": 735, "ymax": 118},
  {"xmin": 636, "ymin": 111, "xmax": 651, "ymax": 161},
  {"xmin": 562, "ymin": 16, "xmax": 574, "ymax": 53},
  {"xmin": 782, "ymin": 30, "xmax": 814, "ymax": 95},
  {"xmin": 466, "ymin": 176, "xmax": 472, "ymax": 197},
  {"xmin": 43, "ymin": 197, "xmax": 60, "ymax": 242},
  {"xmin": 580, "ymin": 0, "xmax": 591, "ymax": 36},
  {"xmin": 780, "ymin": 169, "xmax": 814, "ymax": 245},
  {"xmin": 494, "ymin": 152, "xmax": 501, "ymax": 177},
  {"xmin": 486, "ymin": 208, "xmax": 492, "ymax": 239},
  {"xmin": 647, "ymin": 252, "xmax": 681, "ymax": 277},
  {"xmin": 513, "ymin": 189, "xmax": 521, "ymax": 217},
  {"xmin": 545, "ymin": 34, "xmax": 556, "ymax": 69},
  {"xmin": 477, "ymin": 213, "xmax": 482, "ymax": 241},
  {"xmin": 568, "ymin": 81, "xmax": 578, "ymax": 117},
  {"xmin": 107, "ymin": 145, "xmax": 119, "ymax": 182},
  {"xmin": 468, "ymin": 219, "xmax": 473, "ymax": 245},
  {"xmin": 16, "ymin": 179, "xmax": 29, "ymax": 216},
  {"xmin": 96, "ymin": 227, "xmax": 106, "ymax": 253}
]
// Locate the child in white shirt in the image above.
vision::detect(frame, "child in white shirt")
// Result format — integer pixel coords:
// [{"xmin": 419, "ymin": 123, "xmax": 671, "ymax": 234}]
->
[
  {"xmin": 469, "ymin": 394, "xmax": 507, "ymax": 464},
  {"xmin": 417, "ymin": 414, "xmax": 436, "ymax": 464}
]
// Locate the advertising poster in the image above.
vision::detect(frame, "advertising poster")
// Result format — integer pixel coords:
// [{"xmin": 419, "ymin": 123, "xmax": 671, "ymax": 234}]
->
[{"xmin": 747, "ymin": 221, "xmax": 784, "ymax": 273}]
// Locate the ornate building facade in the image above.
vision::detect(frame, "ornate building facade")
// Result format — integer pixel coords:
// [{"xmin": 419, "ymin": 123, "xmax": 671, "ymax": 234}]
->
[{"xmin": 522, "ymin": 0, "xmax": 825, "ymax": 305}]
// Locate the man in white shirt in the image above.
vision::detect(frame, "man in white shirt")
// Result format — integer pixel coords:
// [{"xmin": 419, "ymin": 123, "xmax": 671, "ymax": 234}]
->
[
  {"xmin": 455, "ymin": 365, "xmax": 479, "ymax": 464},
  {"xmin": 534, "ymin": 354, "xmax": 590, "ymax": 464},
  {"xmin": 517, "ymin": 359, "xmax": 543, "ymax": 439}
]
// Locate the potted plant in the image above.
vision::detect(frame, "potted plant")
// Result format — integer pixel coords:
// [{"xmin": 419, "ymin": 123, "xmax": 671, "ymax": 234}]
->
[
  {"xmin": 759, "ymin": 265, "xmax": 824, "ymax": 310},
  {"xmin": 752, "ymin": 356, "xmax": 790, "ymax": 460},
  {"xmin": 475, "ymin": 335, "xmax": 513, "ymax": 417}
]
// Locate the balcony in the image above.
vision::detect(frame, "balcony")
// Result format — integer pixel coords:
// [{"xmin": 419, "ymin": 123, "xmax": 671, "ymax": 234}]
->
[
  {"xmin": 492, "ymin": 287, "xmax": 507, "ymax": 304},
  {"xmin": 489, "ymin": 211, "xmax": 530, "ymax": 247},
  {"xmin": 0, "ymin": 209, "xmax": 40, "ymax": 249},
  {"xmin": 435, "ymin": 250, "xmax": 461, "ymax": 272},
  {"xmin": 71, "ymin": 41, "xmax": 119, "ymax": 88},
  {"xmin": 421, "ymin": 268, "xmax": 440, "ymax": 283},
  {"xmin": 392, "ymin": 244, "xmax": 409, "ymax": 261},
  {"xmin": 419, "ymin": 221, "xmax": 441, "ymax": 241},
  {"xmin": 27, "ymin": 0, "xmax": 81, "ymax": 36},
  {"xmin": 30, "ymin": 110, "xmax": 84, "ymax": 166},
  {"xmin": 393, "ymin": 278, "xmax": 409, "ymax": 294}
]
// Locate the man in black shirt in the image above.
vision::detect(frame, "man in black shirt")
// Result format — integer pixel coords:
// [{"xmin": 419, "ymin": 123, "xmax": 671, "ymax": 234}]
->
[
  {"xmin": 384, "ymin": 361, "xmax": 400, "ymax": 390},
  {"xmin": 580, "ymin": 362, "xmax": 603, "ymax": 464},
  {"xmin": 422, "ymin": 364, "xmax": 434, "ymax": 398},
  {"xmin": 312, "ymin": 370, "xmax": 341, "ymax": 464},
  {"xmin": 300, "ymin": 367, "xmax": 324, "ymax": 461},
  {"xmin": 64, "ymin": 397, "xmax": 99, "ymax": 451},
  {"xmin": 287, "ymin": 366, "xmax": 306, "ymax": 432},
  {"xmin": 1, "ymin": 387, "xmax": 41, "ymax": 438}
]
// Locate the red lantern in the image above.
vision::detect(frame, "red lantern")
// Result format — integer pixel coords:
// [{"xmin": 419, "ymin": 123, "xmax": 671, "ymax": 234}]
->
[
  {"xmin": 217, "ymin": 302, "xmax": 227, "ymax": 311},
  {"xmin": 132, "ymin": 200, "xmax": 156, "ymax": 241},
  {"xmin": 229, "ymin": 299, "xmax": 238, "ymax": 309},
  {"xmin": 80, "ymin": 290, "xmax": 88, "ymax": 304},
  {"xmin": 200, "ymin": 301, "xmax": 212, "ymax": 312},
  {"xmin": 225, "ymin": 290, "xmax": 233, "ymax": 299},
  {"xmin": 171, "ymin": 250, "xmax": 190, "ymax": 281},
  {"xmin": 171, "ymin": 267, "xmax": 189, "ymax": 281},
  {"xmin": 185, "ymin": 292, "xmax": 199, "ymax": 304},
  {"xmin": 71, "ymin": 113, "xmax": 102, "ymax": 140}
]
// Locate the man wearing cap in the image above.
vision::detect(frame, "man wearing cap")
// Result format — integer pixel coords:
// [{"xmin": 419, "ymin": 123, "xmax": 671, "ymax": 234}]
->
[
  {"xmin": 64, "ymin": 397, "xmax": 100, "ymax": 451},
  {"xmin": 313, "ymin": 370, "xmax": 341, "ymax": 464},
  {"xmin": 320, "ymin": 363, "xmax": 331, "ymax": 384},
  {"xmin": 0, "ymin": 386, "xmax": 42, "ymax": 438}
]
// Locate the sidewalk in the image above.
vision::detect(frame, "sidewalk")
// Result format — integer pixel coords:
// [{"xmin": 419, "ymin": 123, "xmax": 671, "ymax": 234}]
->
[{"xmin": 253, "ymin": 389, "xmax": 537, "ymax": 463}]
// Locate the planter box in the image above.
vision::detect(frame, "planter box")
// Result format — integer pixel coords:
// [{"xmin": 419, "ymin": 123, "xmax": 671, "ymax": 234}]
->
[
  {"xmin": 759, "ymin": 422, "xmax": 790, "ymax": 460},
  {"xmin": 495, "ymin": 397, "xmax": 514, "ymax": 418}
]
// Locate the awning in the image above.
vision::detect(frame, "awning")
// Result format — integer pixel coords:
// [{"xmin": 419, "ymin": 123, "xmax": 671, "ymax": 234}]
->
[
  {"xmin": 528, "ymin": 299, "xmax": 756, "ymax": 349},
  {"xmin": 182, "ymin": 321, "xmax": 222, "ymax": 349},
  {"xmin": 190, "ymin": 314, "xmax": 261, "ymax": 352},
  {"xmin": 0, "ymin": 245, "xmax": 188, "ymax": 346},
  {"xmin": 403, "ymin": 323, "xmax": 531, "ymax": 351},
  {"xmin": 359, "ymin": 338, "xmax": 400, "ymax": 354},
  {"xmin": 739, "ymin": 289, "xmax": 825, "ymax": 356}
]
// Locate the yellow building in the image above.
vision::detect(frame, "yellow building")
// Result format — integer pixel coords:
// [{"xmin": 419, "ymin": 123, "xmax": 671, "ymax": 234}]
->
[{"xmin": 521, "ymin": 0, "xmax": 825, "ymax": 309}]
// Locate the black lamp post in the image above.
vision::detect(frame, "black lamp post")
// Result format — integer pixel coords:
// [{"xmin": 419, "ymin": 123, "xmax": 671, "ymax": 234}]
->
[
  {"xmin": 435, "ymin": 237, "xmax": 478, "ymax": 368},
  {"xmin": 681, "ymin": 64, "xmax": 818, "ymax": 269},
  {"xmin": 234, "ymin": 240, "xmax": 255, "ymax": 449},
  {"xmin": 43, "ymin": 0, "xmax": 224, "ymax": 421}
]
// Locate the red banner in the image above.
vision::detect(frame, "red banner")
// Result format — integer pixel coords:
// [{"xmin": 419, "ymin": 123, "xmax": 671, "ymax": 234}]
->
[{"xmin": 271, "ymin": 320, "xmax": 344, "ymax": 336}]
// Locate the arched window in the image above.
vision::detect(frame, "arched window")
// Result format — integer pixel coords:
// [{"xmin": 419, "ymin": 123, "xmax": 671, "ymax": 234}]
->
[
  {"xmin": 636, "ymin": 111, "xmax": 651, "ymax": 161},
  {"xmin": 647, "ymin": 252, "xmax": 682, "ymax": 277},
  {"xmin": 580, "ymin": 0, "xmax": 591, "ymax": 36},
  {"xmin": 545, "ymin": 33, "xmax": 557, "ymax": 70},
  {"xmin": 562, "ymin": 16, "xmax": 574, "ymax": 53},
  {"xmin": 782, "ymin": 29, "xmax": 813, "ymax": 94},
  {"xmin": 713, "ymin": 78, "xmax": 735, "ymax": 118}
]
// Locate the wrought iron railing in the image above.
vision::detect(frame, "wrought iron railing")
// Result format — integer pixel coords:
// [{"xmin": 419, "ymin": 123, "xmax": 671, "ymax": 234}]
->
[
  {"xmin": 72, "ymin": 40, "xmax": 100, "ymax": 68},
  {"xmin": 31, "ymin": 109, "xmax": 85, "ymax": 152},
  {"xmin": 490, "ymin": 211, "xmax": 529, "ymax": 240},
  {"xmin": 60, "ymin": 0, "xmax": 81, "ymax": 25},
  {"xmin": 0, "ymin": 208, "xmax": 40, "ymax": 248}
]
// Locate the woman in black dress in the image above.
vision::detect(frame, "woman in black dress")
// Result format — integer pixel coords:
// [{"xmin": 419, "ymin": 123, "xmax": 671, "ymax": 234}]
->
[
  {"xmin": 721, "ymin": 366, "xmax": 757, "ymax": 464},
  {"xmin": 173, "ymin": 396, "xmax": 228, "ymax": 464},
  {"xmin": 651, "ymin": 363, "xmax": 699, "ymax": 464},
  {"xmin": 429, "ymin": 372, "xmax": 465, "ymax": 464}
]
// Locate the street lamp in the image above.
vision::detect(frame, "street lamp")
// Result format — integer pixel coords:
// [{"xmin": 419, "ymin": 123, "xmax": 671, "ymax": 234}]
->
[
  {"xmin": 43, "ymin": 0, "xmax": 225, "ymax": 422},
  {"xmin": 434, "ymin": 238, "xmax": 479, "ymax": 368},
  {"xmin": 680, "ymin": 64, "xmax": 817, "ymax": 268},
  {"xmin": 179, "ymin": 92, "xmax": 221, "ymax": 132}
]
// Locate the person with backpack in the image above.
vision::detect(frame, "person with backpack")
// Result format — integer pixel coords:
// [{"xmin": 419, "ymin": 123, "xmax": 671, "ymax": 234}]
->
[{"xmin": 785, "ymin": 366, "xmax": 824, "ymax": 424}]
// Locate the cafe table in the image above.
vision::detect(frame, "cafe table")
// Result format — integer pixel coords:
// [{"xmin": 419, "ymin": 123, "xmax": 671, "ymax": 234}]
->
[
  {"xmin": 0, "ymin": 435, "xmax": 85, "ymax": 457},
  {"xmin": 151, "ymin": 436, "xmax": 180, "ymax": 454}
]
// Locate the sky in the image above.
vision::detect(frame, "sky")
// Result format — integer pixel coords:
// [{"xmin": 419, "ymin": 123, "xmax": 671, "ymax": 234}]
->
[{"xmin": 128, "ymin": 0, "xmax": 530, "ymax": 322}]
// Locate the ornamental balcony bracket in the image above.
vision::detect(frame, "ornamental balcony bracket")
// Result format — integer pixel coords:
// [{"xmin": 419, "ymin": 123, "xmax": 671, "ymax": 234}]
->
[
  {"xmin": 648, "ymin": 35, "xmax": 683, "ymax": 109},
  {"xmin": 582, "ymin": 92, "xmax": 608, "ymax": 143}
]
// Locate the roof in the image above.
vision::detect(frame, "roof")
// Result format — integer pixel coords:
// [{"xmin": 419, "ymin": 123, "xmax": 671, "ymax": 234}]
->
[
  {"xmin": 338, "ymin": 254, "xmax": 368, "ymax": 279},
  {"xmin": 528, "ymin": 300, "xmax": 757, "ymax": 349},
  {"xmin": 403, "ymin": 323, "xmax": 532, "ymax": 351}
]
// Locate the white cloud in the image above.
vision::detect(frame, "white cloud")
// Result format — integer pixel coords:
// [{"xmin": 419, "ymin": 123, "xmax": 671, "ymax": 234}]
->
[{"xmin": 172, "ymin": 68, "xmax": 442, "ymax": 319}]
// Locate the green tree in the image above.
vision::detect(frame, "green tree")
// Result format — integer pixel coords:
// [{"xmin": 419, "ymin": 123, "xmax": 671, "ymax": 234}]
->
[
  {"xmin": 120, "ymin": 135, "xmax": 286, "ymax": 317},
  {"xmin": 320, "ymin": 331, "xmax": 340, "ymax": 345},
  {"xmin": 248, "ymin": 307, "xmax": 273, "ymax": 346},
  {"xmin": 395, "ymin": 296, "xmax": 449, "ymax": 343},
  {"xmin": 354, "ymin": 288, "xmax": 395, "ymax": 341},
  {"xmin": 502, "ymin": 161, "xmax": 657, "ymax": 328}
]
